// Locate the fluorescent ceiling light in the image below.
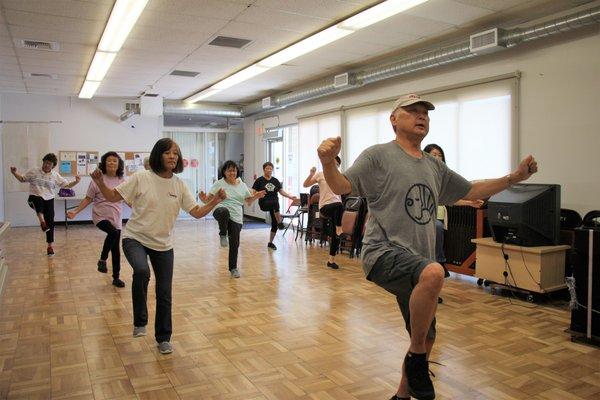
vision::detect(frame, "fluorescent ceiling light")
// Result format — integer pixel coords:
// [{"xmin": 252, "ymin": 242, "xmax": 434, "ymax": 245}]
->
[
  {"xmin": 79, "ymin": 80, "xmax": 101, "ymax": 99},
  {"xmin": 86, "ymin": 51, "xmax": 117, "ymax": 81},
  {"xmin": 259, "ymin": 26, "xmax": 353, "ymax": 68},
  {"xmin": 186, "ymin": 0, "xmax": 429, "ymax": 102},
  {"xmin": 98, "ymin": 0, "xmax": 149, "ymax": 52},
  {"xmin": 213, "ymin": 65, "xmax": 270, "ymax": 89},
  {"xmin": 339, "ymin": 0, "xmax": 429, "ymax": 30},
  {"xmin": 185, "ymin": 88, "xmax": 223, "ymax": 103}
]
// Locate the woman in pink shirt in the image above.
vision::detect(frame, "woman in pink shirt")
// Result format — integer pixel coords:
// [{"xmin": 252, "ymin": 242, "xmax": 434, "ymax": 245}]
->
[{"xmin": 68, "ymin": 152, "xmax": 126, "ymax": 287}]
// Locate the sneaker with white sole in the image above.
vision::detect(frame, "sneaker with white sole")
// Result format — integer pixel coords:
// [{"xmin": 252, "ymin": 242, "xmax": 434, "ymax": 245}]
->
[
  {"xmin": 230, "ymin": 268, "xmax": 240, "ymax": 278},
  {"xmin": 219, "ymin": 235, "xmax": 228, "ymax": 248},
  {"xmin": 158, "ymin": 341, "xmax": 173, "ymax": 354},
  {"xmin": 132, "ymin": 326, "xmax": 147, "ymax": 337}
]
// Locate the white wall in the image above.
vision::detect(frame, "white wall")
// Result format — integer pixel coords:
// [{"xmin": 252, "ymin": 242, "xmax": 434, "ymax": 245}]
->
[
  {"xmin": 1, "ymin": 94, "xmax": 162, "ymax": 226},
  {"xmin": 244, "ymin": 30, "xmax": 600, "ymax": 217}
]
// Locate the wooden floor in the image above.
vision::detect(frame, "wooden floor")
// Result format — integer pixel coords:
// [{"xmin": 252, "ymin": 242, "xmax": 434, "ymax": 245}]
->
[{"xmin": 0, "ymin": 220, "xmax": 598, "ymax": 400}]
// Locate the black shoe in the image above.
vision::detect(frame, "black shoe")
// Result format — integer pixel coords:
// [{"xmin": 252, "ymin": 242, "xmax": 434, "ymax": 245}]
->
[
  {"xmin": 326, "ymin": 262, "xmax": 339, "ymax": 270},
  {"xmin": 277, "ymin": 222, "xmax": 285, "ymax": 230},
  {"xmin": 437, "ymin": 297, "xmax": 443, "ymax": 304},
  {"xmin": 47, "ymin": 246, "xmax": 54, "ymax": 256},
  {"xmin": 97, "ymin": 260, "xmax": 108, "ymax": 273},
  {"xmin": 267, "ymin": 242, "xmax": 277, "ymax": 250},
  {"xmin": 112, "ymin": 278, "xmax": 125, "ymax": 288},
  {"xmin": 405, "ymin": 352, "xmax": 435, "ymax": 400},
  {"xmin": 389, "ymin": 396, "xmax": 411, "ymax": 400}
]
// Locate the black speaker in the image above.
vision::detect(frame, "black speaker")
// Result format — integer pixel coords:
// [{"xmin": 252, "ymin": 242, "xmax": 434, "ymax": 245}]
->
[{"xmin": 570, "ymin": 228, "xmax": 600, "ymax": 345}]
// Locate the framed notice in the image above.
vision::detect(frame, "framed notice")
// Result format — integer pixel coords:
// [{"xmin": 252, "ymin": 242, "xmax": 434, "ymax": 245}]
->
[{"xmin": 59, "ymin": 151, "xmax": 99, "ymax": 176}]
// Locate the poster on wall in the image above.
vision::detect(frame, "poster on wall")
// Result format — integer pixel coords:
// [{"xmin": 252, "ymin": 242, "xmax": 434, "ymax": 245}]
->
[
  {"xmin": 58, "ymin": 151, "xmax": 100, "ymax": 176},
  {"xmin": 121, "ymin": 151, "xmax": 150, "ymax": 176}
]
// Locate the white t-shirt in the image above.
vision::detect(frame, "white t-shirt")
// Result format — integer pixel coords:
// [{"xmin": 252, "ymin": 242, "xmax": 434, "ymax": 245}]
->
[
  {"xmin": 116, "ymin": 170, "xmax": 197, "ymax": 251},
  {"xmin": 314, "ymin": 171, "xmax": 342, "ymax": 210},
  {"xmin": 24, "ymin": 167, "xmax": 69, "ymax": 200}
]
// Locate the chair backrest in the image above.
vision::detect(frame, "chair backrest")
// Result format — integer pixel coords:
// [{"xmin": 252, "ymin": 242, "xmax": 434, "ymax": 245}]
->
[
  {"xmin": 309, "ymin": 193, "xmax": 320, "ymax": 208},
  {"xmin": 300, "ymin": 193, "xmax": 309, "ymax": 207},
  {"xmin": 285, "ymin": 198, "xmax": 301, "ymax": 213},
  {"xmin": 309, "ymin": 185, "xmax": 320, "ymax": 196},
  {"xmin": 341, "ymin": 210, "xmax": 358, "ymax": 235}
]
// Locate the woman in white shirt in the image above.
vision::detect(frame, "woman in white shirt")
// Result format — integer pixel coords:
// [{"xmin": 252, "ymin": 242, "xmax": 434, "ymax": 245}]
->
[
  {"xmin": 10, "ymin": 153, "xmax": 80, "ymax": 256},
  {"xmin": 91, "ymin": 138, "xmax": 226, "ymax": 354}
]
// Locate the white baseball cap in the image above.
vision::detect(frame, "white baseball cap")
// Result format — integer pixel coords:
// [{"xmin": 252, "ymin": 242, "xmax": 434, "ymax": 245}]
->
[{"xmin": 391, "ymin": 93, "xmax": 435, "ymax": 113}]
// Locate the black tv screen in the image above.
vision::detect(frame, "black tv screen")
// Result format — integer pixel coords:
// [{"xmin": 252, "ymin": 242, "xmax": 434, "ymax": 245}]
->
[{"xmin": 488, "ymin": 184, "xmax": 560, "ymax": 246}]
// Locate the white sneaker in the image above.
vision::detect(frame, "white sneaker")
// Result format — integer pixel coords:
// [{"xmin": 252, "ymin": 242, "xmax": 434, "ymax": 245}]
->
[
  {"xmin": 133, "ymin": 326, "xmax": 147, "ymax": 337},
  {"xmin": 230, "ymin": 268, "xmax": 240, "ymax": 278},
  {"xmin": 158, "ymin": 341, "xmax": 173, "ymax": 354},
  {"xmin": 219, "ymin": 235, "xmax": 228, "ymax": 248}
]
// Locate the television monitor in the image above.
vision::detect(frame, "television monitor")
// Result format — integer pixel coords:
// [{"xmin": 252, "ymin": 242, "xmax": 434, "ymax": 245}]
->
[{"xmin": 488, "ymin": 183, "xmax": 560, "ymax": 246}]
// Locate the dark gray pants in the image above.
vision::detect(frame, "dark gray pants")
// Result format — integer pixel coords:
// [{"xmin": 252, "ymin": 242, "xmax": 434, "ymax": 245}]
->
[
  {"xmin": 213, "ymin": 207, "xmax": 243, "ymax": 270},
  {"xmin": 122, "ymin": 238, "xmax": 174, "ymax": 343}
]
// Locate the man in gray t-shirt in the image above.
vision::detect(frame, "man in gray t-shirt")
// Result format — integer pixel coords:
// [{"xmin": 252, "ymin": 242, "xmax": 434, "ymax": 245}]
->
[{"xmin": 317, "ymin": 93, "xmax": 538, "ymax": 400}]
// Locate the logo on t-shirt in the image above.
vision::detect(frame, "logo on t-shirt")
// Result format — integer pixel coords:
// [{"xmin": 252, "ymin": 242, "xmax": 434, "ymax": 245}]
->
[
  {"xmin": 405, "ymin": 183, "xmax": 436, "ymax": 225},
  {"xmin": 265, "ymin": 182, "xmax": 276, "ymax": 192}
]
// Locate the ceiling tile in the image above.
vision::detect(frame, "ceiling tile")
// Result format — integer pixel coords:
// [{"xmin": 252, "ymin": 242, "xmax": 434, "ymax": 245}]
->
[
  {"xmin": 1, "ymin": 0, "xmax": 112, "ymax": 20},
  {"xmin": 145, "ymin": 0, "xmax": 250, "ymax": 20},
  {"xmin": 253, "ymin": 0, "xmax": 373, "ymax": 20},
  {"xmin": 405, "ymin": 0, "xmax": 494, "ymax": 26},
  {"xmin": 3, "ymin": 10, "xmax": 105, "ymax": 35},
  {"xmin": 234, "ymin": 5, "xmax": 331, "ymax": 32}
]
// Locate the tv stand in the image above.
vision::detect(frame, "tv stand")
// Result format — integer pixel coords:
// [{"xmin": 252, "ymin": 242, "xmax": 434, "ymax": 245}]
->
[{"xmin": 472, "ymin": 237, "xmax": 570, "ymax": 294}]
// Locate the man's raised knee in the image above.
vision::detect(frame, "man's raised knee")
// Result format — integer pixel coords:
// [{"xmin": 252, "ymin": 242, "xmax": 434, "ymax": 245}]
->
[{"xmin": 419, "ymin": 263, "xmax": 445, "ymax": 289}]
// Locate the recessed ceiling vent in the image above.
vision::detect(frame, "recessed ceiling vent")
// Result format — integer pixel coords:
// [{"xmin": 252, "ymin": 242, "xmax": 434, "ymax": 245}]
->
[
  {"xmin": 209, "ymin": 36, "xmax": 252, "ymax": 49},
  {"xmin": 170, "ymin": 70, "xmax": 200, "ymax": 77},
  {"xmin": 17, "ymin": 39, "xmax": 60, "ymax": 51},
  {"xmin": 25, "ymin": 72, "xmax": 58, "ymax": 79}
]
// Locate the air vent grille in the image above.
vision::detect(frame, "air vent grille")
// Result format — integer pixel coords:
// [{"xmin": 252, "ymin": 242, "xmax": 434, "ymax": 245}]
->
[
  {"xmin": 18, "ymin": 39, "xmax": 60, "ymax": 51},
  {"xmin": 25, "ymin": 72, "xmax": 58, "ymax": 79},
  {"xmin": 209, "ymin": 36, "xmax": 252, "ymax": 49},
  {"xmin": 170, "ymin": 70, "xmax": 200, "ymax": 77}
]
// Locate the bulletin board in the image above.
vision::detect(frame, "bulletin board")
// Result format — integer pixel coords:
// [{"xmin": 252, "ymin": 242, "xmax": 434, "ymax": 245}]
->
[
  {"xmin": 58, "ymin": 151, "xmax": 99, "ymax": 176},
  {"xmin": 118, "ymin": 152, "xmax": 150, "ymax": 176}
]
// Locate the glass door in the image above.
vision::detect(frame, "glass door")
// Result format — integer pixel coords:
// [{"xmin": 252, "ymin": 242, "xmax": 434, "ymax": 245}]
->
[{"xmin": 266, "ymin": 137, "xmax": 284, "ymax": 211}]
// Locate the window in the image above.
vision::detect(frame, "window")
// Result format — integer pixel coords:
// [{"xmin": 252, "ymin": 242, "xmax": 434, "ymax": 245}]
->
[
  {"xmin": 298, "ymin": 112, "xmax": 341, "ymax": 182},
  {"xmin": 345, "ymin": 78, "xmax": 516, "ymax": 180}
]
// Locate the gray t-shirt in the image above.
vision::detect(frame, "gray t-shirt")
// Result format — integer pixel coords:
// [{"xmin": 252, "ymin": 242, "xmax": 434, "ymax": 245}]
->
[{"xmin": 344, "ymin": 141, "xmax": 472, "ymax": 276}]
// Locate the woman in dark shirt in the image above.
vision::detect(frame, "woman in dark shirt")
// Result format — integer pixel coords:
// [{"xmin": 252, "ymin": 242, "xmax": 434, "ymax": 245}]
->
[{"xmin": 252, "ymin": 162, "xmax": 298, "ymax": 250}]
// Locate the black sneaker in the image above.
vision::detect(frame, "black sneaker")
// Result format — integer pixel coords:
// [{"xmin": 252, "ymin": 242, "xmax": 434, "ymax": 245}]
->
[
  {"xmin": 267, "ymin": 242, "xmax": 277, "ymax": 250},
  {"xmin": 97, "ymin": 260, "xmax": 108, "ymax": 273},
  {"xmin": 326, "ymin": 262, "xmax": 339, "ymax": 270},
  {"xmin": 405, "ymin": 352, "xmax": 435, "ymax": 400},
  {"xmin": 277, "ymin": 222, "xmax": 285, "ymax": 230},
  {"xmin": 389, "ymin": 396, "xmax": 410, "ymax": 400},
  {"xmin": 112, "ymin": 278, "xmax": 125, "ymax": 288}
]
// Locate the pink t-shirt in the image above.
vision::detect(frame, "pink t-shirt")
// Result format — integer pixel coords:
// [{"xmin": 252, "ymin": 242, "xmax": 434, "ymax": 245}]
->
[
  {"xmin": 314, "ymin": 171, "xmax": 342, "ymax": 210},
  {"xmin": 86, "ymin": 175, "xmax": 125, "ymax": 229}
]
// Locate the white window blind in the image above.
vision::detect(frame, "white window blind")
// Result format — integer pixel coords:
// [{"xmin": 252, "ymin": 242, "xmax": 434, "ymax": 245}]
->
[
  {"xmin": 345, "ymin": 78, "xmax": 516, "ymax": 181},
  {"xmin": 298, "ymin": 111, "xmax": 341, "ymax": 181}
]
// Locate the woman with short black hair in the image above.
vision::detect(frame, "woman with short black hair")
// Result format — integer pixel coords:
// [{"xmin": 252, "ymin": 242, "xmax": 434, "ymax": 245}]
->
[
  {"xmin": 67, "ymin": 151, "xmax": 126, "ymax": 287},
  {"xmin": 252, "ymin": 161, "xmax": 298, "ymax": 250},
  {"xmin": 10, "ymin": 152, "xmax": 81, "ymax": 256},
  {"xmin": 90, "ymin": 138, "xmax": 226, "ymax": 354},
  {"xmin": 200, "ymin": 160, "xmax": 265, "ymax": 278}
]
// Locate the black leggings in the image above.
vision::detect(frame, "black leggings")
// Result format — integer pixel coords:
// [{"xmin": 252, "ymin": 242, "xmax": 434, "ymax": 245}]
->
[
  {"xmin": 27, "ymin": 195, "xmax": 54, "ymax": 243},
  {"xmin": 320, "ymin": 202, "xmax": 344, "ymax": 257},
  {"xmin": 96, "ymin": 220, "xmax": 121, "ymax": 279},
  {"xmin": 213, "ymin": 207, "xmax": 243, "ymax": 270},
  {"xmin": 268, "ymin": 209, "xmax": 279, "ymax": 233}
]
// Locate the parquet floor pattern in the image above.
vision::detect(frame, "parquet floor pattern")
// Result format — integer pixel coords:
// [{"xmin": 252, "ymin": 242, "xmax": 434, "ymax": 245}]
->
[{"xmin": 0, "ymin": 220, "xmax": 598, "ymax": 399}]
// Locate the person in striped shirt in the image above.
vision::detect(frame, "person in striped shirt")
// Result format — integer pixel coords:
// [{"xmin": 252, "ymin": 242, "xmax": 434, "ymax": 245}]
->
[{"xmin": 10, "ymin": 153, "xmax": 80, "ymax": 255}]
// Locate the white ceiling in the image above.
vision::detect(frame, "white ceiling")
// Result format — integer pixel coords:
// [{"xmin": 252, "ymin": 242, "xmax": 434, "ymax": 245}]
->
[{"xmin": 0, "ymin": 0, "xmax": 593, "ymax": 102}]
